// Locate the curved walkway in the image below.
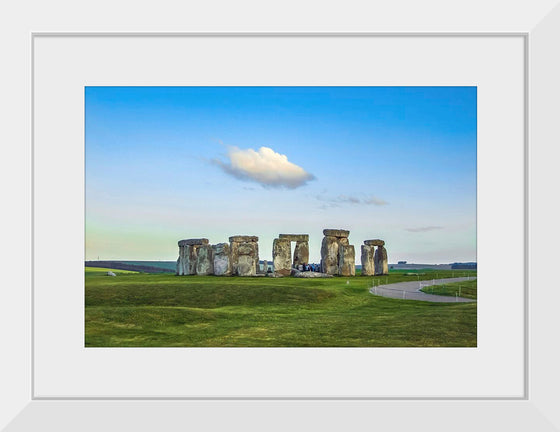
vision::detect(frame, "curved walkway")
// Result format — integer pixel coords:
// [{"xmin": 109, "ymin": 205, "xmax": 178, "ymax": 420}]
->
[{"xmin": 369, "ymin": 277, "xmax": 476, "ymax": 303}]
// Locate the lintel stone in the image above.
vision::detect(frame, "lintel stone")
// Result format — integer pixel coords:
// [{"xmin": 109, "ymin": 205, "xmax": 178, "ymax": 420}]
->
[
  {"xmin": 178, "ymin": 238, "xmax": 209, "ymax": 246},
  {"xmin": 323, "ymin": 229, "xmax": 350, "ymax": 238},
  {"xmin": 229, "ymin": 235, "xmax": 258, "ymax": 243},
  {"xmin": 279, "ymin": 234, "xmax": 309, "ymax": 242}
]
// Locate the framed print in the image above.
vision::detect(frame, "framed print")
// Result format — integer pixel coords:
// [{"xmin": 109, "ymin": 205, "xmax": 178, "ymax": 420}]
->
[{"xmin": 2, "ymin": 0, "xmax": 560, "ymax": 430}]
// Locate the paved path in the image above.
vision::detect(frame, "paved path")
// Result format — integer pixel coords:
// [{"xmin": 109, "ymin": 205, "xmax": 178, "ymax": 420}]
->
[{"xmin": 369, "ymin": 277, "xmax": 476, "ymax": 303}]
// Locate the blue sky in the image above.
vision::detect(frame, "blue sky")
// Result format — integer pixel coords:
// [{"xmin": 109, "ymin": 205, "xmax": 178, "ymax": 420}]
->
[{"xmin": 85, "ymin": 86, "xmax": 476, "ymax": 264}]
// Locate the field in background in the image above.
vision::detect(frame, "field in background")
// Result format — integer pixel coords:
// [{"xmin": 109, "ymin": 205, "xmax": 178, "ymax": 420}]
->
[
  {"xmin": 420, "ymin": 279, "xmax": 478, "ymax": 300},
  {"xmin": 85, "ymin": 268, "xmax": 477, "ymax": 347}
]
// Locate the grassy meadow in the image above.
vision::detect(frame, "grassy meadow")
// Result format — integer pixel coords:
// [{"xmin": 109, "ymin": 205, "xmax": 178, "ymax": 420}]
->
[
  {"xmin": 420, "ymin": 278, "xmax": 478, "ymax": 300},
  {"xmin": 85, "ymin": 268, "xmax": 477, "ymax": 347}
]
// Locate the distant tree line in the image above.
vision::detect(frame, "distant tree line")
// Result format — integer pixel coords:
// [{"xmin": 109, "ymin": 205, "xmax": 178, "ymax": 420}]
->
[
  {"xmin": 85, "ymin": 261, "xmax": 175, "ymax": 273},
  {"xmin": 450, "ymin": 262, "xmax": 477, "ymax": 270}
]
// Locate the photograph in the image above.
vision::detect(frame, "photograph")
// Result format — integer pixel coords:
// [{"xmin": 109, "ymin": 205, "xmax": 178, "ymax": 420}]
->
[{"xmin": 84, "ymin": 86, "xmax": 477, "ymax": 347}]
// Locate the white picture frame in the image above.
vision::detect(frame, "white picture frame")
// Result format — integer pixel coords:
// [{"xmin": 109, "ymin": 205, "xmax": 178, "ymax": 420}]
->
[{"xmin": 2, "ymin": 0, "xmax": 559, "ymax": 430}]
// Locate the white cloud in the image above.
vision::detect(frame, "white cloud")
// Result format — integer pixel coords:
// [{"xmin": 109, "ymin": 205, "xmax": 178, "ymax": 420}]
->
[
  {"xmin": 317, "ymin": 194, "xmax": 389, "ymax": 206},
  {"xmin": 213, "ymin": 146, "xmax": 315, "ymax": 189},
  {"xmin": 405, "ymin": 226, "xmax": 444, "ymax": 233}
]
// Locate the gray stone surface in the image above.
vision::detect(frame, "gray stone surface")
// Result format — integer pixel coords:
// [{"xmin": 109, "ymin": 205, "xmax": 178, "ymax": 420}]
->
[
  {"xmin": 323, "ymin": 229, "xmax": 350, "ymax": 238},
  {"xmin": 188, "ymin": 245, "xmax": 200, "ymax": 275},
  {"xmin": 321, "ymin": 235, "xmax": 340, "ymax": 275},
  {"xmin": 107, "ymin": 271, "xmax": 116, "ymax": 277},
  {"xmin": 374, "ymin": 245, "xmax": 389, "ymax": 275},
  {"xmin": 293, "ymin": 240, "xmax": 309, "ymax": 267},
  {"xmin": 178, "ymin": 238, "xmax": 209, "ymax": 246},
  {"xmin": 212, "ymin": 243, "xmax": 231, "ymax": 276},
  {"xmin": 237, "ymin": 255, "xmax": 256, "ymax": 276},
  {"xmin": 196, "ymin": 244, "xmax": 214, "ymax": 275},
  {"xmin": 338, "ymin": 244, "xmax": 356, "ymax": 276},
  {"xmin": 177, "ymin": 244, "xmax": 198, "ymax": 275},
  {"xmin": 379, "ymin": 245, "xmax": 389, "ymax": 275},
  {"xmin": 229, "ymin": 241, "xmax": 239, "ymax": 275},
  {"xmin": 361, "ymin": 244, "xmax": 375, "ymax": 276},
  {"xmin": 364, "ymin": 239, "xmax": 385, "ymax": 246},
  {"xmin": 230, "ymin": 237, "xmax": 259, "ymax": 276},
  {"xmin": 229, "ymin": 235, "xmax": 258, "ymax": 243},
  {"xmin": 273, "ymin": 238, "xmax": 292, "ymax": 276},
  {"xmin": 338, "ymin": 237, "xmax": 349, "ymax": 246},
  {"xmin": 279, "ymin": 234, "xmax": 309, "ymax": 242},
  {"xmin": 238, "ymin": 242, "xmax": 257, "ymax": 256}
]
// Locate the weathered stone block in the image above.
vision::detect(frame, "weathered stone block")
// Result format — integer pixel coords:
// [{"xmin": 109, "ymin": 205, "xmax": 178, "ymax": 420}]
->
[
  {"xmin": 323, "ymin": 229, "xmax": 350, "ymax": 238},
  {"xmin": 178, "ymin": 238, "xmax": 209, "ymax": 246},
  {"xmin": 229, "ymin": 235, "xmax": 258, "ymax": 243},
  {"xmin": 293, "ymin": 241, "xmax": 309, "ymax": 267},
  {"xmin": 238, "ymin": 242, "xmax": 257, "ymax": 256},
  {"xmin": 229, "ymin": 240, "xmax": 239, "ymax": 275},
  {"xmin": 237, "ymin": 255, "xmax": 256, "ymax": 276},
  {"xmin": 380, "ymin": 245, "xmax": 389, "ymax": 275},
  {"xmin": 374, "ymin": 245, "xmax": 389, "ymax": 275},
  {"xmin": 364, "ymin": 239, "xmax": 385, "ymax": 246},
  {"xmin": 212, "ymin": 243, "xmax": 231, "ymax": 276},
  {"xmin": 321, "ymin": 236, "xmax": 340, "ymax": 275},
  {"xmin": 361, "ymin": 244, "xmax": 375, "ymax": 276},
  {"xmin": 273, "ymin": 238, "xmax": 292, "ymax": 276},
  {"xmin": 338, "ymin": 244, "xmax": 356, "ymax": 276},
  {"xmin": 196, "ymin": 244, "xmax": 214, "ymax": 275},
  {"xmin": 176, "ymin": 244, "xmax": 197, "ymax": 275},
  {"xmin": 279, "ymin": 234, "xmax": 309, "ymax": 242}
]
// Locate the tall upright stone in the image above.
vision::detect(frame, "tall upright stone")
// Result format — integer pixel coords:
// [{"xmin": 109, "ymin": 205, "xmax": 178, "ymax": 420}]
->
[
  {"xmin": 374, "ymin": 245, "xmax": 389, "ymax": 275},
  {"xmin": 229, "ymin": 235, "xmax": 259, "ymax": 276},
  {"xmin": 273, "ymin": 238, "xmax": 291, "ymax": 276},
  {"xmin": 321, "ymin": 235, "xmax": 340, "ymax": 275},
  {"xmin": 361, "ymin": 244, "xmax": 375, "ymax": 276},
  {"xmin": 196, "ymin": 244, "xmax": 214, "ymax": 275},
  {"xmin": 320, "ymin": 229, "xmax": 353, "ymax": 276},
  {"xmin": 212, "ymin": 243, "xmax": 232, "ymax": 276},
  {"xmin": 379, "ymin": 245, "xmax": 389, "ymax": 275},
  {"xmin": 338, "ymin": 244, "xmax": 356, "ymax": 276},
  {"xmin": 293, "ymin": 241, "xmax": 309, "ymax": 267},
  {"xmin": 176, "ymin": 238, "xmax": 209, "ymax": 275}
]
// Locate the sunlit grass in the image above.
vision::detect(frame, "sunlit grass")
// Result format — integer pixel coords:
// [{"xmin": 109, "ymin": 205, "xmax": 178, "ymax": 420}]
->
[{"xmin": 85, "ymin": 268, "xmax": 477, "ymax": 347}]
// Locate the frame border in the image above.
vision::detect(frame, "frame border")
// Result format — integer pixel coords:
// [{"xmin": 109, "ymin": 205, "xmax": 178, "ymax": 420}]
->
[{"xmin": 31, "ymin": 31, "xmax": 527, "ymax": 401}]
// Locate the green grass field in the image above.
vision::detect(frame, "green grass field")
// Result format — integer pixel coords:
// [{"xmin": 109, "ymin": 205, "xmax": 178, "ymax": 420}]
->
[
  {"xmin": 420, "ymin": 279, "xmax": 477, "ymax": 300},
  {"xmin": 85, "ymin": 268, "xmax": 477, "ymax": 347}
]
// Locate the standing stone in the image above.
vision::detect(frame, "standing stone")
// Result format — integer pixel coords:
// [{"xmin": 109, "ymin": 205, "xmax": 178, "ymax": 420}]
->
[
  {"xmin": 254, "ymin": 242, "xmax": 260, "ymax": 274},
  {"xmin": 374, "ymin": 246, "xmax": 389, "ymax": 275},
  {"xmin": 229, "ymin": 235, "xmax": 259, "ymax": 276},
  {"xmin": 176, "ymin": 239, "xmax": 209, "ymax": 275},
  {"xmin": 293, "ymin": 241, "xmax": 309, "ymax": 267},
  {"xmin": 176, "ymin": 246, "xmax": 186, "ymax": 275},
  {"xmin": 361, "ymin": 244, "xmax": 375, "ymax": 276},
  {"xmin": 189, "ymin": 245, "xmax": 201, "ymax": 275},
  {"xmin": 196, "ymin": 244, "xmax": 214, "ymax": 275},
  {"xmin": 338, "ymin": 244, "xmax": 356, "ymax": 276},
  {"xmin": 263, "ymin": 260, "xmax": 269, "ymax": 273},
  {"xmin": 379, "ymin": 245, "xmax": 389, "ymax": 275},
  {"xmin": 229, "ymin": 240, "xmax": 239, "ymax": 275},
  {"xmin": 212, "ymin": 243, "xmax": 231, "ymax": 276},
  {"xmin": 273, "ymin": 238, "xmax": 292, "ymax": 276},
  {"xmin": 321, "ymin": 236, "xmax": 340, "ymax": 275},
  {"xmin": 237, "ymin": 255, "xmax": 255, "ymax": 276}
]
